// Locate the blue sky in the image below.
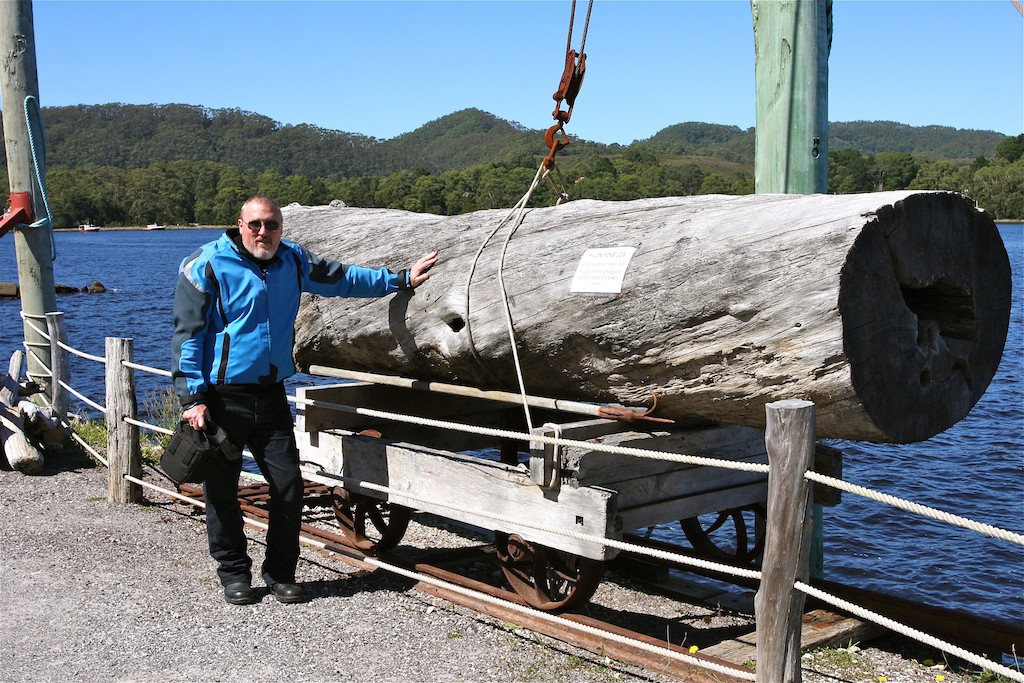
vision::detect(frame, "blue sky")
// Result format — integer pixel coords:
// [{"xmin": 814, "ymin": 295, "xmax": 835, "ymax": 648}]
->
[{"xmin": 27, "ymin": 0, "xmax": 1024, "ymax": 145}]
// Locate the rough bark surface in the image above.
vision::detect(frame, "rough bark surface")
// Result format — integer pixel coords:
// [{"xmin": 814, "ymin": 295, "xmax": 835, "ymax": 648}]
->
[{"xmin": 286, "ymin": 191, "xmax": 1010, "ymax": 443}]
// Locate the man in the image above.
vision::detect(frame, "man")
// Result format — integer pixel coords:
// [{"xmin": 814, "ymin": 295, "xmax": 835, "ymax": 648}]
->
[{"xmin": 172, "ymin": 195, "xmax": 438, "ymax": 605}]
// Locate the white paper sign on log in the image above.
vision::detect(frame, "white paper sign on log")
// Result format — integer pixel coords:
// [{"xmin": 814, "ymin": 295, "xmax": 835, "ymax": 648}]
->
[
  {"xmin": 570, "ymin": 247, "xmax": 637, "ymax": 295},
  {"xmin": 285, "ymin": 192, "xmax": 1011, "ymax": 443}
]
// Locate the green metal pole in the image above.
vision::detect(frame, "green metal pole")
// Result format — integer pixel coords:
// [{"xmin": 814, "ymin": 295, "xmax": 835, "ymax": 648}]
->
[
  {"xmin": 1, "ymin": 0, "xmax": 57, "ymax": 402},
  {"xmin": 752, "ymin": 0, "xmax": 832, "ymax": 194}
]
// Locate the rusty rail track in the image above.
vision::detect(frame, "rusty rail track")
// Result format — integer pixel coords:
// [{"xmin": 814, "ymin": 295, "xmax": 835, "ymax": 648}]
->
[
  {"xmin": 175, "ymin": 480, "xmax": 752, "ymax": 681},
  {"xmin": 618, "ymin": 533, "xmax": 1024, "ymax": 658},
  {"xmin": 171, "ymin": 480, "xmax": 1021, "ymax": 681}
]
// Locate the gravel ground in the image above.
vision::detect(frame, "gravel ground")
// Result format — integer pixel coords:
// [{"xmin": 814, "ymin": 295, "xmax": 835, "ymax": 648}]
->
[{"xmin": 0, "ymin": 447, "xmax": 1007, "ymax": 683}]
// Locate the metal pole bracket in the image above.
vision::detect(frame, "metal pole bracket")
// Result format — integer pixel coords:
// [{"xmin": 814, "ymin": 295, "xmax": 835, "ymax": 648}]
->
[
  {"xmin": 0, "ymin": 192, "xmax": 32, "ymax": 239},
  {"xmin": 529, "ymin": 423, "xmax": 563, "ymax": 493}
]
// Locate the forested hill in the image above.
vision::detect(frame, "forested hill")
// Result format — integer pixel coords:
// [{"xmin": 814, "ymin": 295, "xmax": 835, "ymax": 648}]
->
[
  {"xmin": 22, "ymin": 104, "xmax": 606, "ymax": 178},
  {"xmin": 3, "ymin": 103, "xmax": 1020, "ymax": 225},
  {"xmin": 637, "ymin": 120, "xmax": 1007, "ymax": 162},
  {"xmin": 15, "ymin": 103, "xmax": 1008, "ymax": 178}
]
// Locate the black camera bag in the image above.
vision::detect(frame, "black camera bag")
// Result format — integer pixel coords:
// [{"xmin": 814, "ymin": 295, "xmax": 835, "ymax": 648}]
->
[{"xmin": 160, "ymin": 420, "xmax": 239, "ymax": 484}]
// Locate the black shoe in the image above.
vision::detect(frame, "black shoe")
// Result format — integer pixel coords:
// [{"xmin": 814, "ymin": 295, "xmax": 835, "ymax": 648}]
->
[
  {"xmin": 268, "ymin": 582, "xmax": 307, "ymax": 604},
  {"xmin": 223, "ymin": 582, "xmax": 256, "ymax": 605}
]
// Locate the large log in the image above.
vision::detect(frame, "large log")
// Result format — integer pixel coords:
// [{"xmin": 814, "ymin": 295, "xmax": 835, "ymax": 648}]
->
[{"xmin": 286, "ymin": 191, "xmax": 1011, "ymax": 443}]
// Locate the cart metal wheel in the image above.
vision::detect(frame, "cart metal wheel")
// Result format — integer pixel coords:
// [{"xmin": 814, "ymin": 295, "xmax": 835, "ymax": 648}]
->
[
  {"xmin": 680, "ymin": 503, "xmax": 767, "ymax": 566},
  {"xmin": 331, "ymin": 486, "xmax": 412, "ymax": 554},
  {"xmin": 494, "ymin": 532, "xmax": 604, "ymax": 611}
]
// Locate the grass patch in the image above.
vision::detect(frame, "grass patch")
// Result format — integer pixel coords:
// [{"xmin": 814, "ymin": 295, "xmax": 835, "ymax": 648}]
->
[
  {"xmin": 802, "ymin": 646, "xmax": 876, "ymax": 679},
  {"xmin": 68, "ymin": 387, "xmax": 181, "ymax": 466},
  {"xmin": 969, "ymin": 668, "xmax": 1017, "ymax": 683},
  {"xmin": 139, "ymin": 388, "xmax": 180, "ymax": 464},
  {"xmin": 69, "ymin": 412, "xmax": 107, "ymax": 453}
]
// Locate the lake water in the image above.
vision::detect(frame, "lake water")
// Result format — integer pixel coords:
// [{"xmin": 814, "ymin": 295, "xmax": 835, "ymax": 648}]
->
[{"xmin": 1, "ymin": 224, "xmax": 1021, "ymax": 630}]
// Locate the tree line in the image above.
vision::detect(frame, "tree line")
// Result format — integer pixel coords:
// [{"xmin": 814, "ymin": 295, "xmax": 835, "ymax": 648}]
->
[
  {"xmin": 1, "ymin": 135, "xmax": 1020, "ymax": 228},
  {"xmin": 828, "ymin": 137, "xmax": 1024, "ymax": 219},
  {"xmin": 15, "ymin": 104, "xmax": 1008, "ymax": 178},
  {"xmin": 0, "ymin": 152, "xmax": 729, "ymax": 227},
  {"xmin": 1, "ymin": 104, "xmax": 1020, "ymax": 224}
]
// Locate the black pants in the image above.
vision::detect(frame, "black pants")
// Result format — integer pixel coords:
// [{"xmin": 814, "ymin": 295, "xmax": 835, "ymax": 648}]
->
[{"xmin": 202, "ymin": 383, "xmax": 303, "ymax": 587}]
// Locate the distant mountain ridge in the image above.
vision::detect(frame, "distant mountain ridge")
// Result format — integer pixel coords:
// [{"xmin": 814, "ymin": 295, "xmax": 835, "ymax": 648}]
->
[{"xmin": 3, "ymin": 103, "xmax": 1009, "ymax": 179}]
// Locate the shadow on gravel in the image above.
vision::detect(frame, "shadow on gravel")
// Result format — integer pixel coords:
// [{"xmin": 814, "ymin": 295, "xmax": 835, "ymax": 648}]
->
[
  {"xmin": 0, "ymin": 443, "xmax": 99, "ymax": 477},
  {"xmin": 576, "ymin": 598, "xmax": 757, "ymax": 650}
]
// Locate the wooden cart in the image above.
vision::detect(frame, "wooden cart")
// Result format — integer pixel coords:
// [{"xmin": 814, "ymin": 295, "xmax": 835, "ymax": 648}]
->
[{"xmin": 294, "ymin": 380, "xmax": 770, "ymax": 610}]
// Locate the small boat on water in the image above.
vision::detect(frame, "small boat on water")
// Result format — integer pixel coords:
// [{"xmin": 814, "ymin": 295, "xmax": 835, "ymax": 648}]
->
[
  {"xmin": 78, "ymin": 224, "xmax": 100, "ymax": 232},
  {"xmin": 144, "ymin": 223, "xmax": 165, "ymax": 231}
]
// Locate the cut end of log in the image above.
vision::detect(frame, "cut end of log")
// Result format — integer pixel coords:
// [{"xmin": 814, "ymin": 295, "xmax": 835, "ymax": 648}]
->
[{"xmin": 838, "ymin": 192, "xmax": 1011, "ymax": 442}]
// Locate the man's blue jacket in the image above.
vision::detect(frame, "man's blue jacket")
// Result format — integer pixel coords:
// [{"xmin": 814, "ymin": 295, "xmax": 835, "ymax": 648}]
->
[{"xmin": 172, "ymin": 229, "xmax": 408, "ymax": 407}]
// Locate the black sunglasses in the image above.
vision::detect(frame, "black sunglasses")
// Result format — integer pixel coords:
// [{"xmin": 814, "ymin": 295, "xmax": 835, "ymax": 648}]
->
[{"xmin": 245, "ymin": 219, "xmax": 280, "ymax": 232}]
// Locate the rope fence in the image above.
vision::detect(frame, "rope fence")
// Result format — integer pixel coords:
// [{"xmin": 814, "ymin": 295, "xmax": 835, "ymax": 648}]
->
[
  {"xmin": 796, "ymin": 582, "xmax": 1023, "ymax": 680},
  {"xmin": 312, "ymin": 469, "xmax": 763, "ymax": 582},
  {"xmin": 4, "ymin": 313, "xmax": 1021, "ymax": 681},
  {"xmin": 289, "ymin": 394, "xmax": 770, "ymax": 474},
  {"xmin": 61, "ymin": 417, "xmax": 108, "ymax": 467},
  {"xmin": 60, "ymin": 379, "xmax": 106, "ymax": 414},
  {"xmin": 58, "ymin": 340, "xmax": 106, "ymax": 364},
  {"xmin": 805, "ymin": 470, "xmax": 1024, "ymax": 546},
  {"xmin": 121, "ymin": 471, "xmax": 754, "ymax": 681}
]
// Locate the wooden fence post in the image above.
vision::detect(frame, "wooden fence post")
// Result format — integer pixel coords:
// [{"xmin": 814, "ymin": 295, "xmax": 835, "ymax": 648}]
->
[
  {"xmin": 105, "ymin": 337, "xmax": 141, "ymax": 503},
  {"xmin": 755, "ymin": 399, "xmax": 817, "ymax": 683},
  {"xmin": 44, "ymin": 312, "xmax": 69, "ymax": 421}
]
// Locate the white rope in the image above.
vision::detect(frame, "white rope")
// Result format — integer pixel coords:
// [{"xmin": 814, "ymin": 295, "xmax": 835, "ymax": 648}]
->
[
  {"xmin": 367, "ymin": 555, "xmax": 755, "ymax": 681},
  {"xmin": 19, "ymin": 313, "xmax": 49, "ymax": 340},
  {"xmin": 125, "ymin": 474, "xmax": 207, "ymax": 510},
  {"xmin": 463, "ymin": 192, "xmax": 532, "ymax": 383},
  {"xmin": 326, "ymin": 463, "xmax": 1024, "ymax": 678},
  {"xmin": 121, "ymin": 473, "xmax": 752, "ymax": 681},
  {"xmin": 122, "ymin": 360, "xmax": 172, "ymax": 378},
  {"xmin": 21, "ymin": 311, "xmax": 108, "ymax": 362},
  {"xmin": 314, "ymin": 469, "xmax": 762, "ymax": 582},
  {"xmin": 805, "ymin": 471, "xmax": 1024, "ymax": 546},
  {"xmin": 23, "ymin": 346, "xmax": 47, "ymax": 369},
  {"xmin": 464, "ymin": 161, "xmax": 561, "ymax": 433},
  {"xmin": 24, "ymin": 370, "xmax": 47, "ymax": 383},
  {"xmin": 290, "ymin": 394, "xmax": 768, "ymax": 473},
  {"xmin": 59, "ymin": 379, "xmax": 106, "ymax": 414},
  {"xmin": 31, "ymin": 315, "xmax": 1011, "ymax": 681},
  {"xmin": 796, "ymin": 581, "xmax": 1024, "ymax": 681},
  {"xmin": 123, "ymin": 416, "xmax": 173, "ymax": 436},
  {"xmin": 58, "ymin": 340, "xmax": 106, "ymax": 364},
  {"xmin": 21, "ymin": 311, "xmax": 107, "ymax": 362},
  {"xmin": 61, "ymin": 418, "xmax": 108, "ymax": 466},
  {"xmin": 22, "ymin": 347, "xmax": 50, "ymax": 388},
  {"xmin": 295, "ymin": 391, "xmax": 1024, "ymax": 674},
  {"xmin": 496, "ymin": 163, "xmax": 551, "ymax": 433},
  {"xmin": 292, "ymin": 393, "xmax": 1023, "ymax": 552}
]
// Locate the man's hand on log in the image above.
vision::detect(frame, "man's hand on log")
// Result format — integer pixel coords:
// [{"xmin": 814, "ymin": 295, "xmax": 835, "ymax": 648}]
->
[{"xmin": 409, "ymin": 250, "xmax": 440, "ymax": 288}]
